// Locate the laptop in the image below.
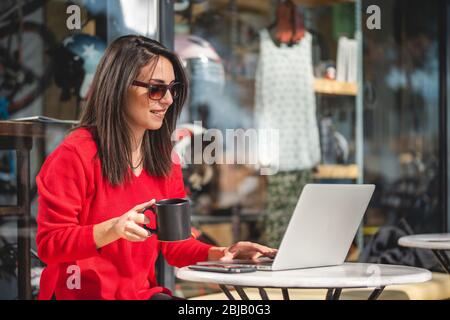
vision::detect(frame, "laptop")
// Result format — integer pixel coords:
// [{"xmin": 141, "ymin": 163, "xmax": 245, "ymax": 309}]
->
[{"xmin": 197, "ymin": 184, "xmax": 375, "ymax": 271}]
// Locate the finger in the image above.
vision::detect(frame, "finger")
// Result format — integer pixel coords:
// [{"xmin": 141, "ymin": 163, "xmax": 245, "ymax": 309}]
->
[
  {"xmin": 131, "ymin": 213, "xmax": 151, "ymax": 225},
  {"xmin": 240, "ymin": 243, "xmax": 270, "ymax": 255},
  {"xmin": 219, "ymin": 250, "xmax": 236, "ymax": 262},
  {"xmin": 236, "ymin": 243, "xmax": 275, "ymax": 258},
  {"xmin": 125, "ymin": 222, "xmax": 151, "ymax": 238},
  {"xmin": 124, "ymin": 231, "xmax": 146, "ymax": 242},
  {"xmin": 233, "ymin": 241, "xmax": 265, "ymax": 251},
  {"xmin": 260, "ymin": 249, "xmax": 276, "ymax": 256},
  {"xmin": 256, "ymin": 244, "xmax": 278, "ymax": 256},
  {"xmin": 227, "ymin": 242, "xmax": 262, "ymax": 257},
  {"xmin": 254, "ymin": 243, "xmax": 273, "ymax": 252},
  {"xmin": 250, "ymin": 252, "xmax": 263, "ymax": 261},
  {"xmin": 225, "ymin": 243, "xmax": 237, "ymax": 253},
  {"xmin": 264, "ymin": 250, "xmax": 277, "ymax": 258},
  {"xmin": 133, "ymin": 199, "xmax": 156, "ymax": 212}
]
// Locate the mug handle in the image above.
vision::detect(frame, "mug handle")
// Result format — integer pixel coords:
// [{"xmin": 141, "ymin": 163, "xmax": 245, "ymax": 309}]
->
[{"xmin": 143, "ymin": 205, "xmax": 157, "ymax": 235}]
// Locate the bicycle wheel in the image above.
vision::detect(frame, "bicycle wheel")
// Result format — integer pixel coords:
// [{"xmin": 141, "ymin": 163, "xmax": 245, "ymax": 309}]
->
[{"xmin": 0, "ymin": 20, "xmax": 57, "ymax": 115}]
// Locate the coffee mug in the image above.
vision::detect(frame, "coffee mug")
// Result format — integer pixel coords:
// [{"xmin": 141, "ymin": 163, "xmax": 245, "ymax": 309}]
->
[{"xmin": 143, "ymin": 198, "xmax": 192, "ymax": 242}]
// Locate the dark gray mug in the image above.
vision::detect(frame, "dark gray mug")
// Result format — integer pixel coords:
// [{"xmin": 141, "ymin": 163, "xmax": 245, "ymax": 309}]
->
[{"xmin": 143, "ymin": 198, "xmax": 191, "ymax": 242}]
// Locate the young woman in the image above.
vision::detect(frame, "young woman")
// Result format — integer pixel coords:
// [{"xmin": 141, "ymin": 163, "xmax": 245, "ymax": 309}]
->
[{"xmin": 36, "ymin": 35, "xmax": 276, "ymax": 300}]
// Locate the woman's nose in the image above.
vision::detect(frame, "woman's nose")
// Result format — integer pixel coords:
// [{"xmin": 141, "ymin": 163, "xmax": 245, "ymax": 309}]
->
[{"xmin": 160, "ymin": 90, "xmax": 173, "ymax": 106}]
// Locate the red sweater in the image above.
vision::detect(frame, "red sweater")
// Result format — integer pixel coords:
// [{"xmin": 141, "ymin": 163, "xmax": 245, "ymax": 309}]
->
[{"xmin": 36, "ymin": 128, "xmax": 212, "ymax": 300}]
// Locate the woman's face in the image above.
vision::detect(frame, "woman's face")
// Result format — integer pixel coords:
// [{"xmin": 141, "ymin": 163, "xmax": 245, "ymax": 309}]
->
[{"xmin": 125, "ymin": 56, "xmax": 175, "ymax": 132}]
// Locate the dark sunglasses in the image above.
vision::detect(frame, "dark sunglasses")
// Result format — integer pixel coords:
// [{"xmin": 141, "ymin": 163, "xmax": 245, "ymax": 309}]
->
[{"xmin": 132, "ymin": 80, "xmax": 182, "ymax": 101}]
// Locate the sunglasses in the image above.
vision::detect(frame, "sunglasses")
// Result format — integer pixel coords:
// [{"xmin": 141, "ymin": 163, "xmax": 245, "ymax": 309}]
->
[{"xmin": 132, "ymin": 80, "xmax": 182, "ymax": 101}]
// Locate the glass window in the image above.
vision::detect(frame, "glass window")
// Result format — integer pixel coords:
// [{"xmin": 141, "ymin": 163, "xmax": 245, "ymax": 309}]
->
[{"xmin": 362, "ymin": 0, "xmax": 442, "ymax": 235}]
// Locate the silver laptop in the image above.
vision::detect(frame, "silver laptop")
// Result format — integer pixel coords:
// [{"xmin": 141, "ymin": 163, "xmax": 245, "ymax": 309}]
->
[{"xmin": 197, "ymin": 184, "xmax": 375, "ymax": 271}]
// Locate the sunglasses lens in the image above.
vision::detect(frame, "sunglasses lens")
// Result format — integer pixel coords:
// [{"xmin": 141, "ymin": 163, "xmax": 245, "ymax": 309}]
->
[
  {"xmin": 148, "ymin": 86, "xmax": 165, "ymax": 100},
  {"xmin": 147, "ymin": 83, "xmax": 182, "ymax": 100}
]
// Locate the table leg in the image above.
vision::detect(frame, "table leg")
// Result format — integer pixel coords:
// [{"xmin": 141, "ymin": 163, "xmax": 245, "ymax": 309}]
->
[
  {"xmin": 326, "ymin": 288, "xmax": 342, "ymax": 300},
  {"xmin": 332, "ymin": 288, "xmax": 342, "ymax": 300},
  {"xmin": 432, "ymin": 250, "xmax": 450, "ymax": 274},
  {"xmin": 281, "ymin": 288, "xmax": 290, "ymax": 300},
  {"xmin": 327, "ymin": 287, "xmax": 385, "ymax": 300},
  {"xmin": 368, "ymin": 286, "xmax": 385, "ymax": 300},
  {"xmin": 219, "ymin": 285, "xmax": 235, "ymax": 300},
  {"xmin": 234, "ymin": 286, "xmax": 249, "ymax": 300},
  {"xmin": 17, "ymin": 149, "xmax": 31, "ymax": 300},
  {"xmin": 258, "ymin": 288, "xmax": 270, "ymax": 300}
]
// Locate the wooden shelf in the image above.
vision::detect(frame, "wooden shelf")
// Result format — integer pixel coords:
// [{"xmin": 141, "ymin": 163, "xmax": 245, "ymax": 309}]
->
[
  {"xmin": 293, "ymin": 0, "xmax": 355, "ymax": 6},
  {"xmin": 211, "ymin": 0, "xmax": 271, "ymax": 13},
  {"xmin": 314, "ymin": 78, "xmax": 358, "ymax": 96},
  {"xmin": 0, "ymin": 206, "xmax": 27, "ymax": 217},
  {"xmin": 210, "ymin": 0, "xmax": 354, "ymax": 13},
  {"xmin": 313, "ymin": 164, "xmax": 359, "ymax": 180},
  {"xmin": 0, "ymin": 121, "xmax": 45, "ymax": 137}
]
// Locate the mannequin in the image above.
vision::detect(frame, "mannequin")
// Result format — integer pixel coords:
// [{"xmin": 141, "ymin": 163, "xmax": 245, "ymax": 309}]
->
[
  {"xmin": 255, "ymin": 1, "xmax": 321, "ymax": 248},
  {"xmin": 267, "ymin": 0, "xmax": 305, "ymax": 46}
]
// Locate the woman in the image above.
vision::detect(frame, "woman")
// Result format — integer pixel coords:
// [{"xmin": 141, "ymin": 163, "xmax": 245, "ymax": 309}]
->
[{"xmin": 36, "ymin": 35, "xmax": 276, "ymax": 300}]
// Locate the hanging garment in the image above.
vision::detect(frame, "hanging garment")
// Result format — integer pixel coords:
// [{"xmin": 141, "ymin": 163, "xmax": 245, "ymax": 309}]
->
[
  {"xmin": 336, "ymin": 36, "xmax": 357, "ymax": 83},
  {"xmin": 255, "ymin": 29, "xmax": 321, "ymax": 172},
  {"xmin": 263, "ymin": 170, "xmax": 311, "ymax": 248}
]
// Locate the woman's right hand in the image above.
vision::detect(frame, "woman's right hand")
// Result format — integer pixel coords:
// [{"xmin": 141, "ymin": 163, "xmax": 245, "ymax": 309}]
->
[
  {"xmin": 112, "ymin": 199, "xmax": 155, "ymax": 242},
  {"xmin": 94, "ymin": 199, "xmax": 155, "ymax": 249}
]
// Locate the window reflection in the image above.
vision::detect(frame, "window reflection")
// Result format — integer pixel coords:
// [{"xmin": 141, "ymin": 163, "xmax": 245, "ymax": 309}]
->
[{"xmin": 363, "ymin": 0, "xmax": 441, "ymax": 234}]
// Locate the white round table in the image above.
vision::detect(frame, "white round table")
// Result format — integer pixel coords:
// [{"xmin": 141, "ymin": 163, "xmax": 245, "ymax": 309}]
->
[
  {"xmin": 398, "ymin": 233, "xmax": 450, "ymax": 274},
  {"xmin": 176, "ymin": 263, "xmax": 431, "ymax": 300}
]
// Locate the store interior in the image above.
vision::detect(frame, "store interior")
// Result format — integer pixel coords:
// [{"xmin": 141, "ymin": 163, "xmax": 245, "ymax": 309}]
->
[{"xmin": 0, "ymin": 0, "xmax": 449, "ymax": 300}]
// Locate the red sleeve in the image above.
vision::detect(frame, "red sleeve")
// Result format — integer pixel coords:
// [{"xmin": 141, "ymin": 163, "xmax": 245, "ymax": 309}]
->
[
  {"xmin": 36, "ymin": 144, "xmax": 99, "ymax": 264},
  {"xmin": 160, "ymin": 163, "xmax": 213, "ymax": 267}
]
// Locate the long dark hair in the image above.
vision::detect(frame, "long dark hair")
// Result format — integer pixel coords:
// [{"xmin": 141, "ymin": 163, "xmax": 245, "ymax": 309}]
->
[{"xmin": 76, "ymin": 35, "xmax": 188, "ymax": 185}]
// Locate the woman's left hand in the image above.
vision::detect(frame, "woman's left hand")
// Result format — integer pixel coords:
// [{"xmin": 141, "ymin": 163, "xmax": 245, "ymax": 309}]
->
[{"xmin": 219, "ymin": 241, "xmax": 277, "ymax": 261}]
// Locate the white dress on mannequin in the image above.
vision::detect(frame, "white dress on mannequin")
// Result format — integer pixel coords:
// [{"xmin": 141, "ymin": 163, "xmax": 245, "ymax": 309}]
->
[{"xmin": 255, "ymin": 29, "xmax": 321, "ymax": 172}]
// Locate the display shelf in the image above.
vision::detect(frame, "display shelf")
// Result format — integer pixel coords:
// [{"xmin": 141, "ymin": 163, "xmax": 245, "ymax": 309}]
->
[
  {"xmin": 293, "ymin": 0, "xmax": 355, "ymax": 6},
  {"xmin": 313, "ymin": 164, "xmax": 359, "ymax": 180},
  {"xmin": 213, "ymin": 0, "xmax": 355, "ymax": 10},
  {"xmin": 211, "ymin": 0, "xmax": 271, "ymax": 13},
  {"xmin": 314, "ymin": 78, "xmax": 358, "ymax": 96}
]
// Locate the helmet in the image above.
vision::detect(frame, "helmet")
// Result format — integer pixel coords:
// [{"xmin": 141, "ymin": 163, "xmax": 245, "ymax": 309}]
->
[
  {"xmin": 174, "ymin": 0, "xmax": 207, "ymax": 12},
  {"xmin": 175, "ymin": 34, "xmax": 225, "ymax": 115},
  {"xmin": 175, "ymin": 34, "xmax": 222, "ymax": 63},
  {"xmin": 54, "ymin": 33, "xmax": 106, "ymax": 100}
]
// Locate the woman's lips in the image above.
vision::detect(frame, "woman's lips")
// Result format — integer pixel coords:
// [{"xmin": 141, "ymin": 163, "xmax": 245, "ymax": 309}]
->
[{"xmin": 150, "ymin": 110, "xmax": 165, "ymax": 120}]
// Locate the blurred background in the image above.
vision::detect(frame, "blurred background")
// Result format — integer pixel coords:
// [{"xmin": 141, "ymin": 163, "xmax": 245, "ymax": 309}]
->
[{"xmin": 0, "ymin": 0, "xmax": 449, "ymax": 299}]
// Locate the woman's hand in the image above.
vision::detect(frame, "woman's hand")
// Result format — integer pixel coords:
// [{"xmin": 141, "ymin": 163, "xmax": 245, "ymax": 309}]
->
[
  {"xmin": 210, "ymin": 241, "xmax": 277, "ymax": 262},
  {"xmin": 93, "ymin": 199, "xmax": 155, "ymax": 249},
  {"xmin": 111, "ymin": 199, "xmax": 155, "ymax": 241}
]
